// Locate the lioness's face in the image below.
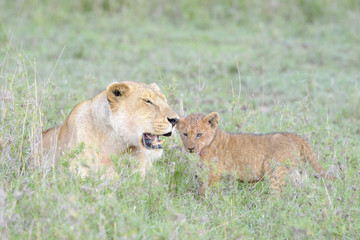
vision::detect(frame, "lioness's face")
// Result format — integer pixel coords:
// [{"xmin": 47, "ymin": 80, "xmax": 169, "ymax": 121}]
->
[
  {"xmin": 176, "ymin": 112, "xmax": 219, "ymax": 154},
  {"xmin": 107, "ymin": 81, "xmax": 179, "ymax": 150}
]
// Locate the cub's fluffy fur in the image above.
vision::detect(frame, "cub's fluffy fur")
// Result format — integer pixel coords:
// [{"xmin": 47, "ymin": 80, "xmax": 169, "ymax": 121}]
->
[{"xmin": 176, "ymin": 112, "xmax": 334, "ymax": 195}]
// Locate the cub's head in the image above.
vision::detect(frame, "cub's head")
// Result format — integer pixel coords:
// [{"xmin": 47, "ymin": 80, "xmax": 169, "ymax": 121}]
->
[
  {"xmin": 176, "ymin": 112, "xmax": 219, "ymax": 154},
  {"xmin": 106, "ymin": 81, "xmax": 179, "ymax": 151}
]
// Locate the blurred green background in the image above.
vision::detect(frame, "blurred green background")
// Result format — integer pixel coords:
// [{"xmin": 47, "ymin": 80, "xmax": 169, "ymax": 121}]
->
[{"xmin": 1, "ymin": 0, "xmax": 359, "ymax": 132}]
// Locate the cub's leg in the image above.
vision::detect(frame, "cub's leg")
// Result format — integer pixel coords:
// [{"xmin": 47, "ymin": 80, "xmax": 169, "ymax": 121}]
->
[
  {"xmin": 265, "ymin": 160, "xmax": 289, "ymax": 193},
  {"xmin": 197, "ymin": 180, "xmax": 206, "ymax": 196},
  {"xmin": 265, "ymin": 140, "xmax": 300, "ymax": 193},
  {"xmin": 197, "ymin": 158, "xmax": 222, "ymax": 196},
  {"xmin": 197, "ymin": 171, "xmax": 221, "ymax": 196}
]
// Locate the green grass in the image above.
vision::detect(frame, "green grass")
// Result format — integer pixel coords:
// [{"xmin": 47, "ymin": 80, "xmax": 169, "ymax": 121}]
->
[{"xmin": 1, "ymin": 0, "xmax": 360, "ymax": 239}]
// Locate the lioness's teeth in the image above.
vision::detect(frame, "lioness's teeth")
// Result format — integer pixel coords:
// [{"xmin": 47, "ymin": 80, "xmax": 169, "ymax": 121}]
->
[
  {"xmin": 152, "ymin": 137, "xmax": 157, "ymax": 145},
  {"xmin": 158, "ymin": 139, "xmax": 164, "ymax": 145}
]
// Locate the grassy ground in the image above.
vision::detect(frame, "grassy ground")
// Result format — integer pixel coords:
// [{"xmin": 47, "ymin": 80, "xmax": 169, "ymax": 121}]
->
[{"xmin": 1, "ymin": 0, "xmax": 360, "ymax": 239}]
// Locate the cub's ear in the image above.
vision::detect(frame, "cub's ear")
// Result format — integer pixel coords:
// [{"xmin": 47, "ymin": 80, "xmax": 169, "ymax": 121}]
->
[
  {"xmin": 176, "ymin": 116, "xmax": 185, "ymax": 130},
  {"xmin": 203, "ymin": 112, "xmax": 220, "ymax": 128},
  {"xmin": 148, "ymin": 83, "xmax": 161, "ymax": 92},
  {"xmin": 106, "ymin": 82, "xmax": 131, "ymax": 103}
]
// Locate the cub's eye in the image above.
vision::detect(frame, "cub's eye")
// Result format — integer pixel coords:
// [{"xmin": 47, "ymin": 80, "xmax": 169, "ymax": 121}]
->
[
  {"xmin": 196, "ymin": 133, "xmax": 203, "ymax": 138},
  {"xmin": 183, "ymin": 133, "xmax": 188, "ymax": 137},
  {"xmin": 143, "ymin": 99, "xmax": 153, "ymax": 105}
]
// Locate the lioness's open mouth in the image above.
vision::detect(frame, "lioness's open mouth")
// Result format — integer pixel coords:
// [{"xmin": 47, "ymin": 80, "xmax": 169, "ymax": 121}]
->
[{"xmin": 142, "ymin": 132, "xmax": 172, "ymax": 150}]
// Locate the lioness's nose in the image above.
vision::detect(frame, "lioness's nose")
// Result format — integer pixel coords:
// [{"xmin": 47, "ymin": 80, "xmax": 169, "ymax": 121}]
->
[
  {"xmin": 188, "ymin": 147, "xmax": 195, "ymax": 153},
  {"xmin": 167, "ymin": 117, "xmax": 179, "ymax": 127}
]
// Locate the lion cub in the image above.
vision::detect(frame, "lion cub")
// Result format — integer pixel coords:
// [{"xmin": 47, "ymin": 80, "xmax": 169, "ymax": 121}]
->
[{"xmin": 176, "ymin": 112, "xmax": 334, "ymax": 195}]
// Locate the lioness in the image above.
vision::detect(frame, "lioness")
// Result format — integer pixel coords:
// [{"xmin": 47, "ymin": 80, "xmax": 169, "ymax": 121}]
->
[
  {"xmin": 34, "ymin": 81, "xmax": 179, "ymax": 178},
  {"xmin": 176, "ymin": 112, "xmax": 334, "ymax": 195}
]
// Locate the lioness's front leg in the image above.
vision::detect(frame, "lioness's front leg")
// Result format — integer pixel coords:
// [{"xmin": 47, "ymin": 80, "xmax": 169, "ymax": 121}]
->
[
  {"xmin": 137, "ymin": 149, "xmax": 150, "ymax": 178},
  {"xmin": 100, "ymin": 155, "xmax": 118, "ymax": 180},
  {"xmin": 69, "ymin": 147, "xmax": 117, "ymax": 179},
  {"xmin": 137, "ymin": 147, "xmax": 163, "ymax": 178}
]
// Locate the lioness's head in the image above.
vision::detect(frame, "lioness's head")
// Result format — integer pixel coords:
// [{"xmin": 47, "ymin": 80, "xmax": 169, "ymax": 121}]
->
[
  {"xmin": 106, "ymin": 81, "xmax": 179, "ymax": 151},
  {"xmin": 176, "ymin": 112, "xmax": 219, "ymax": 154}
]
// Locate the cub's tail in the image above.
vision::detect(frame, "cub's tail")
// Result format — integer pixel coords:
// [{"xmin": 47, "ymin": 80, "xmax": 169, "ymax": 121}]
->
[{"xmin": 291, "ymin": 134, "xmax": 335, "ymax": 180}]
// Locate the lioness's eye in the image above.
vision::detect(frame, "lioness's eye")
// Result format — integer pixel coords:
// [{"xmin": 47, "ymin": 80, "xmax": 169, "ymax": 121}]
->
[
  {"xmin": 183, "ymin": 133, "xmax": 188, "ymax": 137},
  {"xmin": 196, "ymin": 133, "xmax": 202, "ymax": 138},
  {"xmin": 144, "ymin": 99, "xmax": 153, "ymax": 105}
]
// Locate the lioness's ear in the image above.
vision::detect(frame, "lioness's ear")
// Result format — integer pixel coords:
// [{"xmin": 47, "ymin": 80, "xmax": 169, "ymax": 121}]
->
[
  {"xmin": 106, "ymin": 82, "xmax": 131, "ymax": 103},
  {"xmin": 203, "ymin": 112, "xmax": 220, "ymax": 128},
  {"xmin": 148, "ymin": 83, "xmax": 161, "ymax": 92},
  {"xmin": 149, "ymin": 83, "xmax": 167, "ymax": 102},
  {"xmin": 176, "ymin": 116, "xmax": 185, "ymax": 130}
]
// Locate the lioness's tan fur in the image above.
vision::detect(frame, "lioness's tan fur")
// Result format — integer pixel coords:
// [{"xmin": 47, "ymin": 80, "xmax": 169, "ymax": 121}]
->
[
  {"xmin": 33, "ymin": 81, "xmax": 179, "ymax": 178},
  {"xmin": 176, "ymin": 112, "xmax": 334, "ymax": 195}
]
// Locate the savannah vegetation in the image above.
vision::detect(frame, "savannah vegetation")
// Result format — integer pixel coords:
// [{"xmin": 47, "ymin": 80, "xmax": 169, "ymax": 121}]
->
[{"xmin": 0, "ymin": 0, "xmax": 359, "ymax": 239}]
